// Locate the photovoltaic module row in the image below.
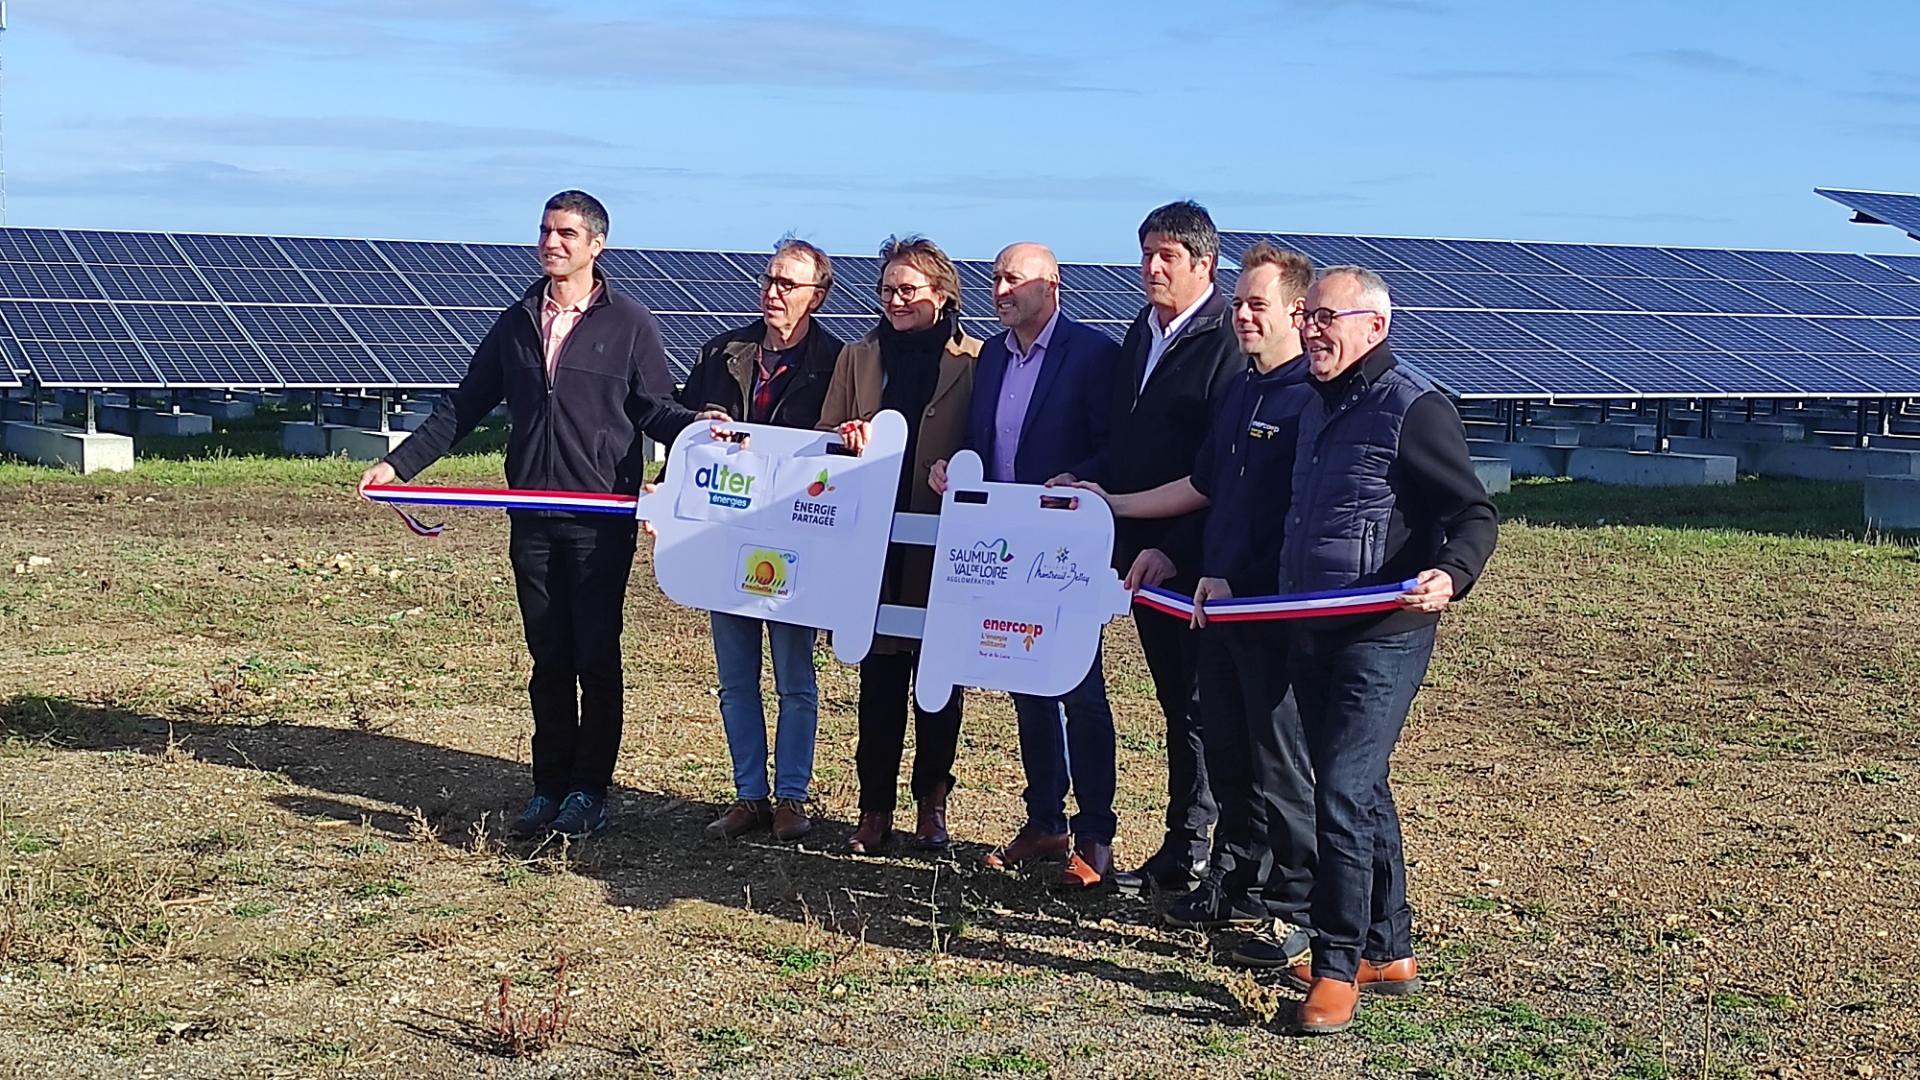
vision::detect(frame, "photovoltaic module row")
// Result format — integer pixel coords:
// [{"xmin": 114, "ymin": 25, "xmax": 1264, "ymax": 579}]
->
[
  {"xmin": 0, "ymin": 225, "xmax": 1917, "ymax": 399},
  {"xmin": 1818, "ymin": 188, "xmax": 1920, "ymax": 245}
]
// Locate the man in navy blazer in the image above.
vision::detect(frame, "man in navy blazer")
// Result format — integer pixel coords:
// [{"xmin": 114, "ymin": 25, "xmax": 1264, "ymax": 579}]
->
[{"xmin": 930, "ymin": 242, "xmax": 1123, "ymax": 889}]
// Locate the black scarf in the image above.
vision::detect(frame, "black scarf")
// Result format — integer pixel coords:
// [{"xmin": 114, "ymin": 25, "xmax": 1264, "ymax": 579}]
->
[{"xmin": 876, "ymin": 305, "xmax": 957, "ymax": 424}]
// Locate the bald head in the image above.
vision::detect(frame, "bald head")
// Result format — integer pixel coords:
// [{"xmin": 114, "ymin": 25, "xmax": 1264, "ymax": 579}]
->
[{"xmin": 991, "ymin": 242, "xmax": 1061, "ymax": 341}]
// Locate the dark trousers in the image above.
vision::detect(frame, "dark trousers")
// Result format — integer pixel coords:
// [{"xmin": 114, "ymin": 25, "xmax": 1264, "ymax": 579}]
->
[
  {"xmin": 1010, "ymin": 649, "xmax": 1118, "ymax": 844},
  {"xmin": 1134, "ymin": 606, "xmax": 1214, "ymax": 864},
  {"xmin": 508, "ymin": 516, "xmax": 638, "ymax": 798},
  {"xmin": 1289, "ymin": 625, "xmax": 1436, "ymax": 983},
  {"xmin": 1195, "ymin": 622, "xmax": 1316, "ymax": 923},
  {"xmin": 855, "ymin": 651, "xmax": 962, "ymax": 814}
]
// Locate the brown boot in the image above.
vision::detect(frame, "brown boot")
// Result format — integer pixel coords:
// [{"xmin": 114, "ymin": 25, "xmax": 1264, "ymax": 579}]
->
[
  {"xmin": 1285, "ymin": 956, "xmax": 1421, "ymax": 996},
  {"xmin": 1054, "ymin": 839, "xmax": 1113, "ymax": 890},
  {"xmin": 706, "ymin": 798, "xmax": 772, "ymax": 839},
  {"xmin": 914, "ymin": 784, "xmax": 950, "ymax": 850},
  {"xmin": 771, "ymin": 799, "xmax": 813, "ymax": 842},
  {"xmin": 982, "ymin": 828, "xmax": 1070, "ymax": 870},
  {"xmin": 1297, "ymin": 977, "xmax": 1359, "ymax": 1035},
  {"xmin": 846, "ymin": 811, "xmax": 893, "ymax": 855}
]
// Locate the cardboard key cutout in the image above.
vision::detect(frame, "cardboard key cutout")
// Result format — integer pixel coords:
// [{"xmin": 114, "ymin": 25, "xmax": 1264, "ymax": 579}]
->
[
  {"xmin": 916, "ymin": 451, "xmax": 1133, "ymax": 711},
  {"xmin": 634, "ymin": 411, "xmax": 909, "ymax": 664}
]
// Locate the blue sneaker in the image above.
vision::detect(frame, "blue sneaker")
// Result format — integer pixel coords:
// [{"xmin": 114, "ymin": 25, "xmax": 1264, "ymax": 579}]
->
[
  {"xmin": 508, "ymin": 794, "xmax": 562, "ymax": 839},
  {"xmin": 547, "ymin": 791, "xmax": 609, "ymax": 838}
]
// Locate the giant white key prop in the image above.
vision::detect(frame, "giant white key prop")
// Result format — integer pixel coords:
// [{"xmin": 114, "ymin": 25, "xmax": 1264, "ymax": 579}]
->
[
  {"xmin": 634, "ymin": 411, "xmax": 909, "ymax": 664},
  {"xmin": 915, "ymin": 451, "xmax": 1133, "ymax": 711}
]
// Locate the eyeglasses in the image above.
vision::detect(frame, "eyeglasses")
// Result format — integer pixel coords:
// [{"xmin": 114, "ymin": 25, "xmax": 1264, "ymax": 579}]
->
[
  {"xmin": 876, "ymin": 283, "xmax": 931, "ymax": 302},
  {"xmin": 1295, "ymin": 307, "xmax": 1380, "ymax": 329},
  {"xmin": 758, "ymin": 274, "xmax": 820, "ymax": 296}
]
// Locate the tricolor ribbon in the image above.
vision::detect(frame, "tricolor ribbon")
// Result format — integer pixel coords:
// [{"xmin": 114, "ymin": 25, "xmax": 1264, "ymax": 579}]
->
[
  {"xmin": 1135, "ymin": 579, "xmax": 1419, "ymax": 622},
  {"xmin": 362, "ymin": 484, "xmax": 640, "ymax": 537}
]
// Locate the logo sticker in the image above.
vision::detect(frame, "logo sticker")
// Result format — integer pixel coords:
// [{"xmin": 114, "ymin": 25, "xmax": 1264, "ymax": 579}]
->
[
  {"xmin": 696, "ymin": 461, "xmax": 760, "ymax": 510},
  {"xmin": 944, "ymin": 537, "xmax": 1018, "ymax": 588},
  {"xmin": 790, "ymin": 466, "xmax": 853, "ymax": 528},
  {"xmin": 737, "ymin": 545, "xmax": 797, "ymax": 599},
  {"xmin": 1026, "ymin": 545, "xmax": 1091, "ymax": 592},
  {"xmin": 978, "ymin": 616, "xmax": 1045, "ymax": 662}
]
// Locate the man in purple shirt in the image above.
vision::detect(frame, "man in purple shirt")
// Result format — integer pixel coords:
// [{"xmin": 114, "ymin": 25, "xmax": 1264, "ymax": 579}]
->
[{"xmin": 931, "ymin": 242, "xmax": 1123, "ymax": 888}]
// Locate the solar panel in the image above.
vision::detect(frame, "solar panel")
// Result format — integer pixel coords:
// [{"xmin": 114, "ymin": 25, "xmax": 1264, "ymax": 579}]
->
[
  {"xmin": 278, "ymin": 237, "xmax": 387, "ymax": 272},
  {"xmin": 405, "ymin": 272, "xmax": 517, "ymax": 308},
  {"xmin": 1575, "ymin": 352, "xmax": 1720, "ymax": 395},
  {"xmin": 1583, "ymin": 314, "xmax": 1718, "ymax": 352},
  {"xmin": 1664, "ymin": 353, "xmax": 1800, "ymax": 396},
  {"xmin": 373, "ymin": 240, "xmax": 491, "ymax": 275},
  {"xmin": 439, "ymin": 309, "xmax": 501, "ymax": 347},
  {"xmin": 1439, "ymin": 273, "xmax": 1560, "ymax": 309},
  {"xmin": 1738, "ymin": 249, "xmax": 1847, "ymax": 282},
  {"xmin": 1395, "ymin": 350, "xmax": 1547, "ymax": 397},
  {"xmin": 618, "ymin": 277, "xmax": 699, "ymax": 314},
  {"xmin": 1594, "ymin": 276, "xmax": 1716, "ymax": 313},
  {"xmin": 1806, "ymin": 252, "xmax": 1910, "ymax": 284},
  {"xmin": 201, "ymin": 267, "xmax": 325, "ymax": 305},
  {"xmin": 1813, "ymin": 283, "xmax": 1920, "ymax": 316},
  {"xmin": 19, "ymin": 340, "xmax": 164, "ymax": 387},
  {"xmin": 1515, "ymin": 276, "xmax": 1634, "ymax": 311},
  {"xmin": 674, "ymin": 279, "xmax": 761, "ymax": 315},
  {"xmin": 641, "ymin": 250, "xmax": 752, "ymax": 282},
  {"xmin": 1520, "ymin": 242, "xmax": 1643, "ymax": 277},
  {"xmin": 1603, "ymin": 246, "xmax": 1712, "ymax": 278},
  {"xmin": 173, "ymin": 233, "xmax": 294, "ymax": 269},
  {"xmin": 114, "ymin": 303, "xmax": 250, "ymax": 343},
  {"xmin": 303, "ymin": 270, "xmax": 425, "ymax": 306},
  {"xmin": 337, "ymin": 307, "xmax": 461, "ymax": 345},
  {"xmin": 1866, "ymin": 254, "xmax": 1920, "ymax": 283},
  {"xmin": 464, "ymin": 244, "xmax": 540, "ymax": 278},
  {"xmin": 141, "ymin": 342, "xmax": 280, "ymax": 388},
  {"xmin": 1060, "ymin": 263, "xmax": 1135, "ymax": 291},
  {"xmin": 1475, "ymin": 350, "xmax": 1634, "ymax": 396},
  {"xmin": 256, "ymin": 343, "xmax": 393, "ymax": 388},
  {"xmin": 0, "ymin": 262, "xmax": 105, "ymax": 300},
  {"xmin": 1503, "ymin": 313, "xmax": 1635, "ymax": 351},
  {"xmin": 1439, "ymin": 239, "xmax": 1565, "ymax": 275},
  {"xmin": 1422, "ymin": 310, "xmax": 1555, "ymax": 349},
  {"xmin": 64, "ymin": 230, "xmax": 185, "ymax": 266},
  {"xmin": 1665, "ymin": 279, "xmax": 1784, "ymax": 314},
  {"xmin": 91, "ymin": 264, "xmax": 214, "ymax": 303},
  {"xmin": 1377, "ymin": 271, "xmax": 1474, "ymax": 309},
  {"xmin": 1667, "ymin": 248, "xmax": 1782, "ymax": 281},
  {"xmin": 0, "ymin": 300, "xmax": 124, "ymax": 341},
  {"xmin": 1741, "ymin": 281, "xmax": 1858, "ymax": 317},
  {"xmin": 0, "ymin": 229, "xmax": 74, "ymax": 263},
  {"xmin": 1367, "ymin": 237, "xmax": 1495, "ymax": 273},
  {"xmin": 955, "ymin": 261, "xmax": 996, "ymax": 293},
  {"xmin": 831, "ymin": 256, "xmax": 885, "ymax": 288},
  {"xmin": 1816, "ymin": 188, "xmax": 1920, "ymax": 240},
  {"xmin": 232, "ymin": 305, "xmax": 363, "ymax": 344},
  {"xmin": 364, "ymin": 344, "xmax": 465, "ymax": 387}
]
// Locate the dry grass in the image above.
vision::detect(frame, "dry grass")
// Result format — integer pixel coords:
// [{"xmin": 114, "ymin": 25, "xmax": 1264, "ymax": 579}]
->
[{"xmin": 0, "ymin": 471, "xmax": 1916, "ymax": 1078}]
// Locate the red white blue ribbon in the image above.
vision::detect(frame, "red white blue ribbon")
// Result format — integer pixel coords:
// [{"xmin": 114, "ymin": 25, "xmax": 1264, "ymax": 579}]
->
[
  {"xmin": 362, "ymin": 484, "xmax": 639, "ymax": 537},
  {"xmin": 1135, "ymin": 579, "xmax": 1418, "ymax": 622}
]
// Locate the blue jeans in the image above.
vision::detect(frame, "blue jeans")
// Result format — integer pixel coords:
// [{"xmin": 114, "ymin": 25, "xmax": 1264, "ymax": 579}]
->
[
  {"xmin": 1289, "ymin": 625, "xmax": 1436, "ymax": 983},
  {"xmin": 711, "ymin": 611, "xmax": 820, "ymax": 802},
  {"xmin": 1009, "ymin": 650, "xmax": 1118, "ymax": 843}
]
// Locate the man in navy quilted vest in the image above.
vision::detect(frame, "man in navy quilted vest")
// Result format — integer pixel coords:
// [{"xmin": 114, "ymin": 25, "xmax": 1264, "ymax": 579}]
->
[{"xmin": 1278, "ymin": 266, "xmax": 1498, "ymax": 1035}]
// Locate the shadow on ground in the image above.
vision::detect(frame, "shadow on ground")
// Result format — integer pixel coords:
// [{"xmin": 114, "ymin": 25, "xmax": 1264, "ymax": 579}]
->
[{"xmin": 1, "ymin": 693, "xmax": 1246, "ymax": 1021}]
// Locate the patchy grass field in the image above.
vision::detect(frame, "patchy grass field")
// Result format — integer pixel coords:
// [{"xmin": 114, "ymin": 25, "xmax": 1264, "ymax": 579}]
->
[{"xmin": 1, "ymin": 455, "xmax": 1917, "ymax": 1079}]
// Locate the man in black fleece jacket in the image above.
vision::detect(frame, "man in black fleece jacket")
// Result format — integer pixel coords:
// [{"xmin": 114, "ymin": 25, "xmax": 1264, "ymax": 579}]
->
[
  {"xmin": 1056, "ymin": 201, "xmax": 1243, "ymax": 892},
  {"xmin": 1278, "ymin": 266, "xmax": 1497, "ymax": 1036},
  {"xmin": 359, "ymin": 191, "xmax": 715, "ymax": 841}
]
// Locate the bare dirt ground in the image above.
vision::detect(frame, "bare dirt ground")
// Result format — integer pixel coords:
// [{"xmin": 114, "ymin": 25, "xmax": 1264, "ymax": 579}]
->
[{"xmin": 1, "ymin": 471, "xmax": 1917, "ymax": 1079}]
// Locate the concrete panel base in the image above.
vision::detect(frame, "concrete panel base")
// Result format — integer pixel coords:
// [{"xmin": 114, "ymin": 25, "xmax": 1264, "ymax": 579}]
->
[
  {"xmin": 1566, "ymin": 448, "xmax": 1735, "ymax": 486},
  {"xmin": 197, "ymin": 398, "xmax": 257, "ymax": 420},
  {"xmin": 2, "ymin": 422, "xmax": 135, "ymax": 474},
  {"xmin": 1865, "ymin": 476, "xmax": 1920, "ymax": 530},
  {"xmin": 329, "ymin": 428, "xmax": 409, "ymax": 459},
  {"xmin": 319, "ymin": 406, "xmax": 426, "ymax": 432},
  {"xmin": 1671, "ymin": 417, "xmax": 1805, "ymax": 442},
  {"xmin": 1570, "ymin": 422, "xmax": 1655, "ymax": 450},
  {"xmin": 1463, "ymin": 421, "xmax": 1581, "ymax": 446},
  {"xmin": 1465, "ymin": 440, "xmax": 1570, "ymax": 478},
  {"xmin": 98, "ymin": 406, "xmax": 214, "ymax": 437},
  {"xmin": 1471, "ymin": 457, "xmax": 1511, "ymax": 495},
  {"xmin": 1669, "ymin": 438, "xmax": 1920, "ymax": 480},
  {"xmin": 281, "ymin": 422, "xmax": 338, "ymax": 456}
]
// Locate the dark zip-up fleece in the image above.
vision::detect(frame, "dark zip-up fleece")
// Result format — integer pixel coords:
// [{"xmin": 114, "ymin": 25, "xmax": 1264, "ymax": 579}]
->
[
  {"xmin": 1188, "ymin": 353, "xmax": 1312, "ymax": 596},
  {"xmin": 383, "ymin": 268, "xmax": 700, "ymax": 516}
]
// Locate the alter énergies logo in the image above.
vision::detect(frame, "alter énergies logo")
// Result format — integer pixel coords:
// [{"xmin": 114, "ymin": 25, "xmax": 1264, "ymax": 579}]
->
[{"xmin": 695, "ymin": 461, "xmax": 760, "ymax": 510}]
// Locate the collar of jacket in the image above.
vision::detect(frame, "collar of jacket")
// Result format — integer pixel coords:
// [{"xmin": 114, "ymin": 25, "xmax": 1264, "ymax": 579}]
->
[
  {"xmin": 517, "ymin": 264, "xmax": 612, "ymax": 318},
  {"xmin": 1170, "ymin": 286, "xmax": 1230, "ymax": 342}
]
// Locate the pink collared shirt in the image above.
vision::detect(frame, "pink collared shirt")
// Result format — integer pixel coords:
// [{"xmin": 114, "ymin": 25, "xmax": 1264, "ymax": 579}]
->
[{"xmin": 540, "ymin": 282, "xmax": 599, "ymax": 379}]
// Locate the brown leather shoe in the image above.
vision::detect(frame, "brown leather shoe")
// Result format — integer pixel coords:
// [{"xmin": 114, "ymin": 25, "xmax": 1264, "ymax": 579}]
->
[
  {"xmin": 1297, "ymin": 977, "xmax": 1359, "ymax": 1035},
  {"xmin": 1054, "ymin": 839, "xmax": 1113, "ymax": 890},
  {"xmin": 706, "ymin": 798, "xmax": 772, "ymax": 839},
  {"xmin": 771, "ymin": 799, "xmax": 813, "ymax": 842},
  {"xmin": 1284, "ymin": 956, "xmax": 1422, "ymax": 996},
  {"xmin": 983, "ymin": 828, "xmax": 1070, "ymax": 870},
  {"xmin": 846, "ymin": 811, "xmax": 893, "ymax": 855},
  {"xmin": 914, "ymin": 784, "xmax": 950, "ymax": 850}
]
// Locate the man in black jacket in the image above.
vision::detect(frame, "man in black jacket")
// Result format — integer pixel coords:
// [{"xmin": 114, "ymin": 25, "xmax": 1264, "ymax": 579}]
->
[
  {"xmin": 1277, "ymin": 266, "xmax": 1498, "ymax": 1035},
  {"xmin": 682, "ymin": 238, "xmax": 844, "ymax": 845},
  {"xmin": 1052, "ymin": 200, "xmax": 1243, "ymax": 893},
  {"xmin": 359, "ymin": 190, "xmax": 715, "ymax": 841}
]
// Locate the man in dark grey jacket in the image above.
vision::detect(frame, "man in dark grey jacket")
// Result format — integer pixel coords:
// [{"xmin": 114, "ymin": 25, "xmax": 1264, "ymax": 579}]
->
[{"xmin": 360, "ymin": 190, "xmax": 716, "ymax": 841}]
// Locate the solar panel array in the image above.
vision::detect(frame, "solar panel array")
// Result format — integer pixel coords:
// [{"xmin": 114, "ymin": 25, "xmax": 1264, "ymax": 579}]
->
[
  {"xmin": 0, "ymin": 227, "xmax": 1158, "ymax": 391},
  {"xmin": 1220, "ymin": 230, "xmax": 1920, "ymax": 399},
  {"xmin": 1818, "ymin": 188, "xmax": 1920, "ymax": 243},
  {"xmin": 2, "ymin": 223, "xmax": 1918, "ymax": 401}
]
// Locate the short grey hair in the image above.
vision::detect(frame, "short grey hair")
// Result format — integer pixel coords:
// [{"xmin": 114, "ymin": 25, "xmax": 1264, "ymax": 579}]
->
[
  {"xmin": 1315, "ymin": 264, "xmax": 1392, "ymax": 317},
  {"xmin": 772, "ymin": 234, "xmax": 834, "ymax": 301}
]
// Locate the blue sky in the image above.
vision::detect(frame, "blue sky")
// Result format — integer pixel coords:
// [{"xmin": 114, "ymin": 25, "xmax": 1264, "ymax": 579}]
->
[{"xmin": 8, "ymin": 0, "xmax": 1919, "ymax": 264}]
